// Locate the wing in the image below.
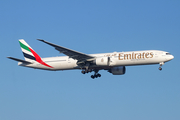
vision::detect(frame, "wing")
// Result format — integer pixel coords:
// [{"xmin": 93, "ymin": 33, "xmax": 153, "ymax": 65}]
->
[{"xmin": 37, "ymin": 39, "xmax": 95, "ymax": 62}]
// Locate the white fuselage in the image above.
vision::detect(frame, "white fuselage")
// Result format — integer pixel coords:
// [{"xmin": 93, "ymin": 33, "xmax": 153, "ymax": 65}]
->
[{"xmin": 18, "ymin": 50, "xmax": 174, "ymax": 70}]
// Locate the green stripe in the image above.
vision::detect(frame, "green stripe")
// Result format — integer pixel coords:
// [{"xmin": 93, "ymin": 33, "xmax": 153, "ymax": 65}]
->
[{"xmin": 19, "ymin": 41, "xmax": 31, "ymax": 52}]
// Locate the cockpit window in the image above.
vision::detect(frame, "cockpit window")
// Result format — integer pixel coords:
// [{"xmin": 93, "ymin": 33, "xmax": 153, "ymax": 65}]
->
[{"xmin": 166, "ymin": 53, "xmax": 171, "ymax": 55}]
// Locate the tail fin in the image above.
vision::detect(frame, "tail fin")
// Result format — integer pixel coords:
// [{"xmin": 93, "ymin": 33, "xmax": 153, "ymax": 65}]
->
[
  {"xmin": 19, "ymin": 39, "xmax": 53, "ymax": 68},
  {"xmin": 19, "ymin": 39, "xmax": 39, "ymax": 62}
]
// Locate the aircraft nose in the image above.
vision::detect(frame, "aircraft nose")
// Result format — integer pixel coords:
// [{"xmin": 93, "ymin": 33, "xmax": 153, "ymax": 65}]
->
[
  {"xmin": 165, "ymin": 54, "xmax": 174, "ymax": 61},
  {"xmin": 168, "ymin": 55, "xmax": 174, "ymax": 61}
]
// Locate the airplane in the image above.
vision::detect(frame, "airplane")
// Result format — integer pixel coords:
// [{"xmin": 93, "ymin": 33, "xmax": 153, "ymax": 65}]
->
[{"xmin": 7, "ymin": 39, "xmax": 174, "ymax": 79}]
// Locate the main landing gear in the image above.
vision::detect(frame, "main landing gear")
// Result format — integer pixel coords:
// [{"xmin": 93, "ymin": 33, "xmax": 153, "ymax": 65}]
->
[
  {"xmin": 81, "ymin": 69, "xmax": 101, "ymax": 79},
  {"xmin": 91, "ymin": 70, "xmax": 101, "ymax": 79},
  {"xmin": 91, "ymin": 73, "xmax": 101, "ymax": 79}
]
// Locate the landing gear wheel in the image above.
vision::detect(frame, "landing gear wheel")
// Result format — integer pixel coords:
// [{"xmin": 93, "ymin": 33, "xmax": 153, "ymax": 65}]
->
[
  {"xmin": 97, "ymin": 74, "xmax": 101, "ymax": 77},
  {"xmin": 91, "ymin": 75, "xmax": 95, "ymax": 79},
  {"xmin": 159, "ymin": 67, "xmax": 162, "ymax": 71},
  {"xmin": 90, "ymin": 69, "xmax": 101, "ymax": 79},
  {"xmin": 85, "ymin": 70, "xmax": 89, "ymax": 73},
  {"xmin": 90, "ymin": 73, "xmax": 101, "ymax": 79},
  {"xmin": 81, "ymin": 71, "xmax": 85, "ymax": 74}
]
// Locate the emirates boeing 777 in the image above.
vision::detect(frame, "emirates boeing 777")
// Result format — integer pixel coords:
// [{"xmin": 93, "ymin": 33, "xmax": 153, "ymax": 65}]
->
[{"xmin": 7, "ymin": 39, "xmax": 174, "ymax": 79}]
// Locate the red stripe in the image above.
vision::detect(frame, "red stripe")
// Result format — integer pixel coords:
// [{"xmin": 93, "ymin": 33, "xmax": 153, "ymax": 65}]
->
[{"xmin": 29, "ymin": 48, "xmax": 53, "ymax": 68}]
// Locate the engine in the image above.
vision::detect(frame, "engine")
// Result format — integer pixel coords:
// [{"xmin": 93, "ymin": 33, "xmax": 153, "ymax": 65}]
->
[
  {"xmin": 93, "ymin": 57, "xmax": 110, "ymax": 66},
  {"xmin": 108, "ymin": 66, "xmax": 126, "ymax": 75}
]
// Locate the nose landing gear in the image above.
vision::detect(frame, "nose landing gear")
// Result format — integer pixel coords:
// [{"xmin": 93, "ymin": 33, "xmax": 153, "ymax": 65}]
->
[{"xmin": 159, "ymin": 62, "xmax": 164, "ymax": 71}]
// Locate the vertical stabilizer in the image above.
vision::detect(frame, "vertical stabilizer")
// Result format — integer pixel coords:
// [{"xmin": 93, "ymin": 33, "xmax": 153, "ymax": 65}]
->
[
  {"xmin": 19, "ymin": 39, "xmax": 37, "ymax": 62},
  {"xmin": 19, "ymin": 39, "xmax": 53, "ymax": 68}
]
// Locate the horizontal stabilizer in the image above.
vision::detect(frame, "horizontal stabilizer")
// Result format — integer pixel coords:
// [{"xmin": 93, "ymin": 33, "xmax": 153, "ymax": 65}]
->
[{"xmin": 7, "ymin": 57, "xmax": 32, "ymax": 64}]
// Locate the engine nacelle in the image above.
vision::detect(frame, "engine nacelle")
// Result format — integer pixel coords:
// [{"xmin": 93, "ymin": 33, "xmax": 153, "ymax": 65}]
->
[
  {"xmin": 108, "ymin": 66, "xmax": 126, "ymax": 75},
  {"xmin": 93, "ymin": 57, "xmax": 110, "ymax": 66}
]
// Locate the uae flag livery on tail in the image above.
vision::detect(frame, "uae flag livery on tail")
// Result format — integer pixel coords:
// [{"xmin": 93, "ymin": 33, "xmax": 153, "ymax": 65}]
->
[{"xmin": 19, "ymin": 39, "xmax": 53, "ymax": 68}]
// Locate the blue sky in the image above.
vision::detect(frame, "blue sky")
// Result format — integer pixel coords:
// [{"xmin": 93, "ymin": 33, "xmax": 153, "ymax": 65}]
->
[{"xmin": 0, "ymin": 0, "xmax": 180, "ymax": 120}]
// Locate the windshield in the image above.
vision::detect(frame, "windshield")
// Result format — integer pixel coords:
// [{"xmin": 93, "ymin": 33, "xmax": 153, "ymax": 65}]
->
[{"xmin": 166, "ymin": 53, "xmax": 171, "ymax": 55}]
